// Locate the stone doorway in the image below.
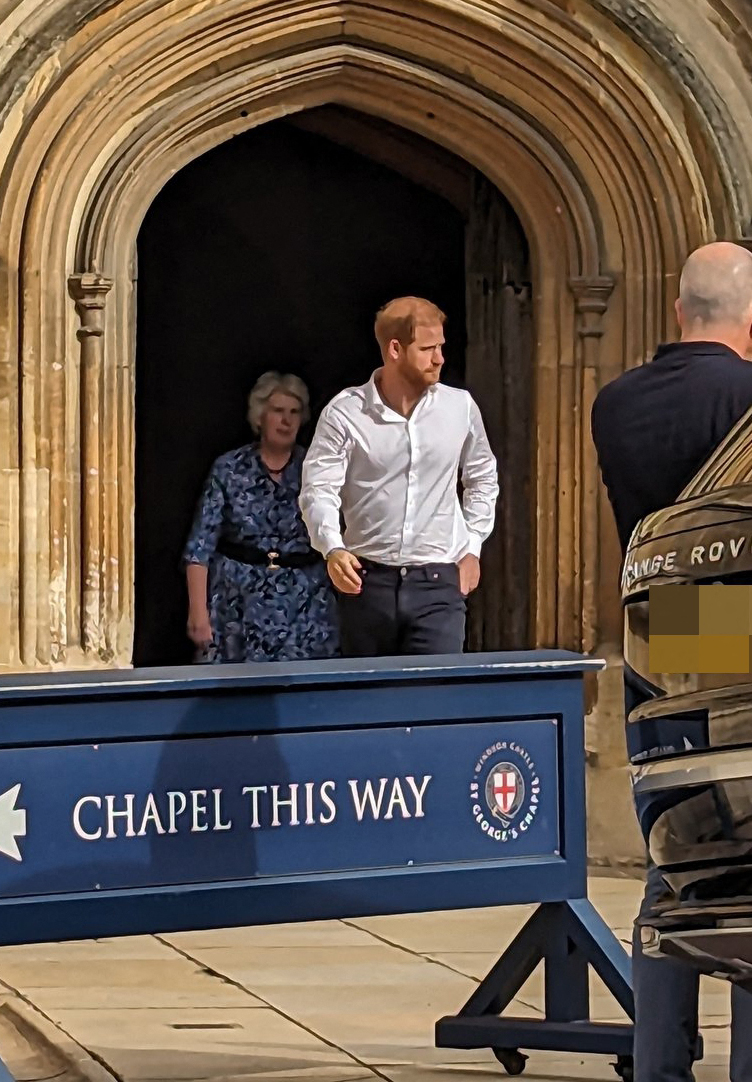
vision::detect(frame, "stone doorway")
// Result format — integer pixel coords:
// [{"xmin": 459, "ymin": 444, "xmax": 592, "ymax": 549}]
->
[
  {"xmin": 132, "ymin": 108, "xmax": 532, "ymax": 667},
  {"xmin": 6, "ymin": 0, "xmax": 717, "ymax": 675}
]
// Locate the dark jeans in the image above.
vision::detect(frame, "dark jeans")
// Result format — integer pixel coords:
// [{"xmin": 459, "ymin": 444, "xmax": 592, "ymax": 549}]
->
[
  {"xmin": 337, "ymin": 559, "xmax": 466, "ymax": 657},
  {"xmin": 625, "ymin": 666, "xmax": 752, "ymax": 1080},
  {"xmin": 633, "ymin": 862, "xmax": 752, "ymax": 1081}
]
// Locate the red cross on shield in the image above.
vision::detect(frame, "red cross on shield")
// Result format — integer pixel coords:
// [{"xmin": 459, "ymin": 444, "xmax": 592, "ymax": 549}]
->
[{"xmin": 493, "ymin": 770, "xmax": 518, "ymax": 816}]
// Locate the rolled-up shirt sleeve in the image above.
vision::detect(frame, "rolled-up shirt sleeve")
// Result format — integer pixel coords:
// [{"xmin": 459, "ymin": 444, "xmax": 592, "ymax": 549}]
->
[
  {"xmin": 460, "ymin": 397, "xmax": 499, "ymax": 557},
  {"xmin": 300, "ymin": 407, "xmax": 352, "ymax": 556}
]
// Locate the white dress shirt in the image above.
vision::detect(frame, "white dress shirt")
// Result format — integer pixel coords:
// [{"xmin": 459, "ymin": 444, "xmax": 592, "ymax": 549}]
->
[{"xmin": 299, "ymin": 374, "xmax": 499, "ymax": 566}]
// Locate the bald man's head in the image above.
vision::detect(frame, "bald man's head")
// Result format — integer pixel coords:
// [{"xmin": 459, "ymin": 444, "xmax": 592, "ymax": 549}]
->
[{"xmin": 678, "ymin": 242, "xmax": 752, "ymax": 333}]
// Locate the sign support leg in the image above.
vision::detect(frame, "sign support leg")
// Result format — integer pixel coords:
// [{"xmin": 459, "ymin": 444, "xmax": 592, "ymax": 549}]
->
[{"xmin": 435, "ymin": 900, "xmax": 634, "ymax": 1072}]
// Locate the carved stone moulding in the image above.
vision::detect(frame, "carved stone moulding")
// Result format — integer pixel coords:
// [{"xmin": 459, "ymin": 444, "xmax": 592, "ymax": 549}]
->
[{"xmin": 0, "ymin": 0, "xmax": 738, "ymax": 669}]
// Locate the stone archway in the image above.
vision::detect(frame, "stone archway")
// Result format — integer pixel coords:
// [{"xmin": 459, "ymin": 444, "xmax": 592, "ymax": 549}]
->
[
  {"xmin": 0, "ymin": 0, "xmax": 735, "ymax": 673},
  {"xmin": 132, "ymin": 111, "xmax": 477, "ymax": 667}
]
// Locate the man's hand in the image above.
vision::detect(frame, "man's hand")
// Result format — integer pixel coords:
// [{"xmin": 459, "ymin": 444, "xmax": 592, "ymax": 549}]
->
[
  {"xmin": 187, "ymin": 609, "xmax": 213, "ymax": 648},
  {"xmin": 327, "ymin": 550, "xmax": 363, "ymax": 594},
  {"xmin": 457, "ymin": 553, "xmax": 481, "ymax": 596}
]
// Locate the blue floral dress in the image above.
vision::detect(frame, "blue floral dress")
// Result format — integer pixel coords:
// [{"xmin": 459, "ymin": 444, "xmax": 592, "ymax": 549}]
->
[{"xmin": 183, "ymin": 443, "xmax": 339, "ymax": 662}]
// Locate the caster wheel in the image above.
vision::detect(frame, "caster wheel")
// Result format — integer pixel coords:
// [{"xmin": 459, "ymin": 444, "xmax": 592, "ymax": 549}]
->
[
  {"xmin": 612, "ymin": 1054, "xmax": 633, "ymax": 1082},
  {"xmin": 493, "ymin": 1048, "xmax": 529, "ymax": 1075}
]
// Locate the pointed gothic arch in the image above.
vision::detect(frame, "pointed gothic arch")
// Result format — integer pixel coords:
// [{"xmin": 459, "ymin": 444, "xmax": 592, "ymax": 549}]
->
[{"xmin": 0, "ymin": 0, "xmax": 736, "ymax": 669}]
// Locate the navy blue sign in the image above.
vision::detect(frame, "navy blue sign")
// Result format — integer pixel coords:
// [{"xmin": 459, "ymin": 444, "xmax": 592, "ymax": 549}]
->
[{"xmin": 0, "ymin": 719, "xmax": 559, "ymax": 897}]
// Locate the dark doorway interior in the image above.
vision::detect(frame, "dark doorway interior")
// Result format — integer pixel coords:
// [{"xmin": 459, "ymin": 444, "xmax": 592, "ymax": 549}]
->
[{"xmin": 133, "ymin": 113, "xmax": 470, "ymax": 666}]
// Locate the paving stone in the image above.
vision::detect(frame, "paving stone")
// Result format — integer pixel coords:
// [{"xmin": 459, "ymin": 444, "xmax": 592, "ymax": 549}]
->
[
  {"xmin": 49, "ymin": 1006, "xmax": 370, "ymax": 1080},
  {"xmin": 0, "ymin": 995, "xmax": 114, "ymax": 1082},
  {"xmin": 0, "ymin": 957, "xmax": 259, "ymax": 1010},
  {"xmin": 349, "ymin": 905, "xmax": 537, "ymax": 955},
  {"xmin": 176, "ymin": 942, "xmax": 525, "ymax": 1066},
  {"xmin": 378, "ymin": 1052, "xmax": 626, "ymax": 1081},
  {"xmin": 0, "ymin": 936, "xmax": 174, "ymax": 963},
  {"xmin": 0, "ymin": 878, "xmax": 738, "ymax": 1081},
  {"xmin": 163, "ymin": 920, "xmax": 375, "ymax": 950}
]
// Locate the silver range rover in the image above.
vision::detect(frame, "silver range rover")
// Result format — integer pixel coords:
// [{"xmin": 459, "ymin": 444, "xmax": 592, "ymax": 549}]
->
[{"xmin": 622, "ymin": 407, "xmax": 752, "ymax": 987}]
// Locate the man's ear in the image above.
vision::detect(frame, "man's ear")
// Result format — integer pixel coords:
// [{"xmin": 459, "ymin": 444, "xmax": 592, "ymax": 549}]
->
[
  {"xmin": 674, "ymin": 296, "xmax": 683, "ymax": 331},
  {"xmin": 386, "ymin": 338, "xmax": 401, "ymax": 363}
]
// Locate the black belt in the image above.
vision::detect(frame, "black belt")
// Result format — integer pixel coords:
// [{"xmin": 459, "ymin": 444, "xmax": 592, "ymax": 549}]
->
[{"xmin": 216, "ymin": 539, "xmax": 321, "ymax": 569}]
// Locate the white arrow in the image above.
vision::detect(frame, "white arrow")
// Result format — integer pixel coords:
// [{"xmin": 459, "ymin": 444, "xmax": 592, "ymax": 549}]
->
[{"xmin": 0, "ymin": 785, "xmax": 27, "ymax": 862}]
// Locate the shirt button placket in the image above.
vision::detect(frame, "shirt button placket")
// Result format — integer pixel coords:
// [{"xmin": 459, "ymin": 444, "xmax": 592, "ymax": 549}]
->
[{"xmin": 401, "ymin": 424, "xmax": 415, "ymax": 557}]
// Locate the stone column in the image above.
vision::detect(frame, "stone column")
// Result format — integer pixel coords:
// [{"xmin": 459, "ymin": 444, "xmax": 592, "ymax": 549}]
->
[
  {"xmin": 68, "ymin": 270, "xmax": 113, "ymax": 659},
  {"xmin": 568, "ymin": 276, "xmax": 615, "ymax": 653},
  {"xmin": 568, "ymin": 275, "xmax": 642, "ymax": 868}
]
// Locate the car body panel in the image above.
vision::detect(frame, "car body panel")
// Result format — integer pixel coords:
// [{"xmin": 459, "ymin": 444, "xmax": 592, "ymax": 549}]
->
[{"xmin": 619, "ymin": 404, "xmax": 752, "ymax": 979}]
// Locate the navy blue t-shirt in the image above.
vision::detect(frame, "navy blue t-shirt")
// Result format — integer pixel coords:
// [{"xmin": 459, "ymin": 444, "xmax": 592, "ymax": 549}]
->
[
  {"xmin": 592, "ymin": 341, "xmax": 752, "ymax": 769},
  {"xmin": 591, "ymin": 341, "xmax": 752, "ymax": 555}
]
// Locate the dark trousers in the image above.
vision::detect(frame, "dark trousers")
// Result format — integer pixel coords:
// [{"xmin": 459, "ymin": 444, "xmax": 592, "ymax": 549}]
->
[
  {"xmin": 624, "ymin": 665, "xmax": 752, "ymax": 1080},
  {"xmin": 337, "ymin": 559, "xmax": 466, "ymax": 657},
  {"xmin": 633, "ymin": 862, "xmax": 752, "ymax": 1081}
]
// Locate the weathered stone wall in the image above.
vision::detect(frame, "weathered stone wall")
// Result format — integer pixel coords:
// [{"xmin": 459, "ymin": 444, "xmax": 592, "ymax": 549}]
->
[
  {"xmin": 0, "ymin": 0, "xmax": 750, "ymax": 863},
  {"xmin": 592, "ymin": 0, "xmax": 752, "ymax": 232}
]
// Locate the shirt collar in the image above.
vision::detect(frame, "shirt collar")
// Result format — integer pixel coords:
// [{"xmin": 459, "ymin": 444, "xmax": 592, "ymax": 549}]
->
[
  {"xmin": 365, "ymin": 369, "xmax": 437, "ymax": 421},
  {"xmin": 364, "ymin": 372, "xmax": 386, "ymax": 414},
  {"xmin": 652, "ymin": 341, "xmax": 744, "ymax": 365}
]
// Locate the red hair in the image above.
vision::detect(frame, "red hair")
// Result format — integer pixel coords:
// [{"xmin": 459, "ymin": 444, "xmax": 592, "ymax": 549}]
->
[{"xmin": 374, "ymin": 297, "xmax": 446, "ymax": 353}]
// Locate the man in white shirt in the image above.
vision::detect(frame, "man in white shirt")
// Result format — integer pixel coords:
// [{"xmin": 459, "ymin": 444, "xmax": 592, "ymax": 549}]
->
[{"xmin": 299, "ymin": 296, "xmax": 499, "ymax": 657}]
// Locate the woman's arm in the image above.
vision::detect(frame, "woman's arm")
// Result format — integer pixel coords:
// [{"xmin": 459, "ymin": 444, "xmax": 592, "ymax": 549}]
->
[
  {"xmin": 183, "ymin": 463, "xmax": 225, "ymax": 649},
  {"xmin": 186, "ymin": 563, "xmax": 212, "ymax": 647}
]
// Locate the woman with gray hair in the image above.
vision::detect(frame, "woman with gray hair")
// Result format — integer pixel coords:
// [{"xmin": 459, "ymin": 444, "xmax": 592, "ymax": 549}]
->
[{"xmin": 183, "ymin": 371, "xmax": 338, "ymax": 662}]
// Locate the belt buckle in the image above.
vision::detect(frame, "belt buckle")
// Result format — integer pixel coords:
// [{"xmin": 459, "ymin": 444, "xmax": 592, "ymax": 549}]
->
[{"xmin": 267, "ymin": 550, "xmax": 280, "ymax": 570}]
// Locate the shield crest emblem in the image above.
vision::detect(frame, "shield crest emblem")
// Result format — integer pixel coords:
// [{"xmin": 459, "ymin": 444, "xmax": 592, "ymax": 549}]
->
[
  {"xmin": 484, "ymin": 761, "xmax": 525, "ymax": 823},
  {"xmin": 493, "ymin": 770, "xmax": 518, "ymax": 816}
]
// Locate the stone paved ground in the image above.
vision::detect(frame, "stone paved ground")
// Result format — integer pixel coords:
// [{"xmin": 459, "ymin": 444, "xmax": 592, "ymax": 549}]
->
[{"xmin": 0, "ymin": 876, "xmax": 735, "ymax": 1082}]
